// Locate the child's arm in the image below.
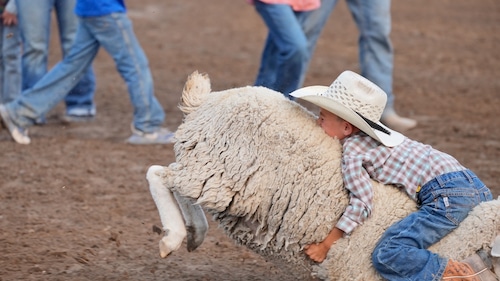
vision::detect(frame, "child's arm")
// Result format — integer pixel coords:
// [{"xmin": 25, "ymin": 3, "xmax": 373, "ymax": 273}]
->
[{"xmin": 304, "ymin": 227, "xmax": 345, "ymax": 262}]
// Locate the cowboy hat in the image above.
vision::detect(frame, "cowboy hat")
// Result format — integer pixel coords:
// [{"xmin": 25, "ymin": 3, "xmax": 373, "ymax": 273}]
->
[{"xmin": 290, "ymin": 70, "xmax": 404, "ymax": 147}]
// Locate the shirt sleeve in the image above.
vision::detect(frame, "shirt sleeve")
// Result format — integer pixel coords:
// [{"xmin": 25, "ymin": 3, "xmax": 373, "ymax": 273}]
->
[
  {"xmin": 336, "ymin": 154, "xmax": 374, "ymax": 234},
  {"xmin": 5, "ymin": 0, "xmax": 16, "ymax": 14}
]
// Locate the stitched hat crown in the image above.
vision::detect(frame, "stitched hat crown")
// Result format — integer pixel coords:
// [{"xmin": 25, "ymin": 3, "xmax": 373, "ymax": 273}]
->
[{"xmin": 320, "ymin": 77, "xmax": 386, "ymax": 123}]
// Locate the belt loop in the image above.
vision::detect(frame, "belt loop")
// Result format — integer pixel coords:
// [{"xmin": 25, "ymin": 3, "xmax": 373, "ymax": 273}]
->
[
  {"xmin": 435, "ymin": 174, "xmax": 445, "ymax": 188},
  {"xmin": 464, "ymin": 169, "xmax": 474, "ymax": 183}
]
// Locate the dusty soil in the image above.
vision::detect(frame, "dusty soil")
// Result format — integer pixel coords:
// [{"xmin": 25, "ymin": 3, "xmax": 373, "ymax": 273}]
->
[{"xmin": 1, "ymin": 0, "xmax": 499, "ymax": 280}]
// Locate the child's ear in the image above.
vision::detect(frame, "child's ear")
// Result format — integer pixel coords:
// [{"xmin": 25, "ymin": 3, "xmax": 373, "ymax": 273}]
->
[{"xmin": 343, "ymin": 122, "xmax": 357, "ymax": 136}]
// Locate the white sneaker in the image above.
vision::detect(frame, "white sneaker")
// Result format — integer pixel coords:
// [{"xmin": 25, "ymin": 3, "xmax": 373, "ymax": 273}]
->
[{"xmin": 0, "ymin": 104, "xmax": 31, "ymax": 144}]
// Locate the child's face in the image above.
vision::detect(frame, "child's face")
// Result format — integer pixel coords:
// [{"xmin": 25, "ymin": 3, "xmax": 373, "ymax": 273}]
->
[{"xmin": 316, "ymin": 108, "xmax": 353, "ymax": 140}]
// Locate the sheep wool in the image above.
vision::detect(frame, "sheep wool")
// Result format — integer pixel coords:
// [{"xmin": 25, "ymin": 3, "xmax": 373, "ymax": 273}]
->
[
  {"xmin": 158, "ymin": 71, "xmax": 500, "ymax": 280},
  {"xmin": 161, "ymin": 72, "xmax": 349, "ymax": 277}
]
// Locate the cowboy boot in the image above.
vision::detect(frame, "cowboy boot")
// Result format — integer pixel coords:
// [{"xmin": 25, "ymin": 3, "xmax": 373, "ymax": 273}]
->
[
  {"xmin": 442, "ymin": 250, "xmax": 499, "ymax": 281},
  {"xmin": 380, "ymin": 108, "xmax": 417, "ymax": 132}
]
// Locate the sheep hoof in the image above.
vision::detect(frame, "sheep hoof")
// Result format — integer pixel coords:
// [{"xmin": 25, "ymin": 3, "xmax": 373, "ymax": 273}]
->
[
  {"xmin": 186, "ymin": 224, "xmax": 207, "ymax": 252},
  {"xmin": 158, "ymin": 230, "xmax": 185, "ymax": 258}
]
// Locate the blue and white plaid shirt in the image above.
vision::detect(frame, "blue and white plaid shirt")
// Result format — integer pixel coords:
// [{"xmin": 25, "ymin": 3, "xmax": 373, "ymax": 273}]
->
[{"xmin": 337, "ymin": 132, "xmax": 466, "ymax": 234}]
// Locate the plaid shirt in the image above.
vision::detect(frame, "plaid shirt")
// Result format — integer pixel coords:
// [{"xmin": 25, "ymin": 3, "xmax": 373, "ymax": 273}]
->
[{"xmin": 337, "ymin": 132, "xmax": 465, "ymax": 234}]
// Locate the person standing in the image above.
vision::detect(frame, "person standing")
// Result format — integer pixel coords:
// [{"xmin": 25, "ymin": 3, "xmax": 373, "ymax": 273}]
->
[
  {"xmin": 16, "ymin": 0, "xmax": 96, "ymax": 122},
  {"xmin": 0, "ymin": 0, "xmax": 21, "ymax": 104},
  {"xmin": 0, "ymin": 0, "xmax": 173, "ymax": 145},
  {"xmin": 249, "ymin": 0, "xmax": 320, "ymax": 98},
  {"xmin": 299, "ymin": 0, "xmax": 417, "ymax": 131}
]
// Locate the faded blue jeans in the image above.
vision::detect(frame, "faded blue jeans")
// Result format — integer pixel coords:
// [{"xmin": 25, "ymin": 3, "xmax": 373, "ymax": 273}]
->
[
  {"xmin": 300, "ymin": 0, "xmax": 395, "ymax": 110},
  {"xmin": 0, "ymin": 23, "xmax": 22, "ymax": 104},
  {"xmin": 4, "ymin": 12, "xmax": 165, "ymax": 133},
  {"xmin": 372, "ymin": 170, "xmax": 493, "ymax": 281},
  {"xmin": 253, "ymin": 1, "xmax": 310, "ymax": 98},
  {"xmin": 16, "ymin": 0, "xmax": 96, "ymax": 115}
]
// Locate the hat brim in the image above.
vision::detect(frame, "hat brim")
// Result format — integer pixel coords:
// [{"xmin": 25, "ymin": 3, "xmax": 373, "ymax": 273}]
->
[{"xmin": 291, "ymin": 86, "xmax": 404, "ymax": 147}]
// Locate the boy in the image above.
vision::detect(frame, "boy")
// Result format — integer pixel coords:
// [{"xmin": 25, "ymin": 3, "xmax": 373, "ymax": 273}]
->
[
  {"xmin": 0, "ymin": 0, "xmax": 173, "ymax": 145},
  {"xmin": 291, "ymin": 70, "xmax": 496, "ymax": 280}
]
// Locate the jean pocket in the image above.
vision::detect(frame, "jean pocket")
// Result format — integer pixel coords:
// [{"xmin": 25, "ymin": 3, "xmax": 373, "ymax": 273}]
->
[{"xmin": 435, "ymin": 188, "xmax": 480, "ymax": 226}]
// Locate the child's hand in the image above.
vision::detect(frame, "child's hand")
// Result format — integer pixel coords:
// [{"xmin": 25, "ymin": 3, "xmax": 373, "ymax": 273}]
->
[
  {"xmin": 304, "ymin": 227, "xmax": 345, "ymax": 263},
  {"xmin": 304, "ymin": 242, "xmax": 330, "ymax": 262}
]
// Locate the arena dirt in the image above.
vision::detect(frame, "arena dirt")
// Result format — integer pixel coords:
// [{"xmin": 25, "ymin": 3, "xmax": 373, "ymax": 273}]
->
[{"xmin": 1, "ymin": 1, "xmax": 499, "ymax": 280}]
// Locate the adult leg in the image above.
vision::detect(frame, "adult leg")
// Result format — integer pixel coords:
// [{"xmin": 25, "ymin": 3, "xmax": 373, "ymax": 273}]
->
[
  {"xmin": 16, "ymin": 0, "xmax": 52, "ymax": 91},
  {"xmin": 83, "ymin": 13, "xmax": 165, "ymax": 134},
  {"xmin": 254, "ymin": 36, "xmax": 278, "ymax": 91},
  {"xmin": 0, "ymin": 25, "xmax": 5, "ymax": 103},
  {"xmin": 254, "ymin": 2, "xmax": 309, "ymax": 97},
  {"xmin": 1, "ymin": 23, "xmax": 22, "ymax": 103},
  {"xmin": 297, "ymin": 0, "xmax": 339, "ymax": 85},
  {"xmin": 4, "ymin": 22, "xmax": 100, "ymax": 128},
  {"xmin": 54, "ymin": 0, "xmax": 96, "ymax": 117},
  {"xmin": 347, "ymin": 0, "xmax": 416, "ymax": 131}
]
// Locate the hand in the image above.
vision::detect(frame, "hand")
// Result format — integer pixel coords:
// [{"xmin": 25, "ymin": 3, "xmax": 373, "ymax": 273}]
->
[
  {"xmin": 304, "ymin": 242, "xmax": 330, "ymax": 263},
  {"xmin": 304, "ymin": 227, "xmax": 345, "ymax": 263},
  {"xmin": 2, "ymin": 12, "xmax": 17, "ymax": 26}
]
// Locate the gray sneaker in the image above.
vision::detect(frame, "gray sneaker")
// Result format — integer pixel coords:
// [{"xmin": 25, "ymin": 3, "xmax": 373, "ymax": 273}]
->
[
  {"xmin": 0, "ymin": 104, "xmax": 30, "ymax": 144},
  {"xmin": 126, "ymin": 126, "xmax": 175, "ymax": 145},
  {"xmin": 62, "ymin": 114, "xmax": 95, "ymax": 123},
  {"xmin": 63, "ymin": 108, "xmax": 96, "ymax": 123}
]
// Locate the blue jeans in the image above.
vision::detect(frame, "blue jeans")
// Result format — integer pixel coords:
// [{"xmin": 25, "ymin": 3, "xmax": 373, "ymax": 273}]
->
[
  {"xmin": 0, "ymin": 23, "xmax": 22, "ymax": 104},
  {"xmin": 372, "ymin": 170, "xmax": 493, "ymax": 281},
  {"xmin": 300, "ymin": 0, "xmax": 395, "ymax": 110},
  {"xmin": 16, "ymin": 0, "xmax": 96, "ymax": 114},
  {"xmin": 254, "ymin": 1, "xmax": 310, "ymax": 98},
  {"xmin": 5, "ymin": 12, "xmax": 165, "ymax": 133}
]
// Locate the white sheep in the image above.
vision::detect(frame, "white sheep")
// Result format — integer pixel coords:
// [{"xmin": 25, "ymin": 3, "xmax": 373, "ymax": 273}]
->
[{"xmin": 147, "ymin": 71, "xmax": 500, "ymax": 280}]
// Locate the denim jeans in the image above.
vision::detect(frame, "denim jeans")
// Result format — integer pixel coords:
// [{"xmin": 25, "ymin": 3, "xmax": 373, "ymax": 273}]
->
[
  {"xmin": 16, "ymin": 0, "xmax": 96, "ymax": 114},
  {"xmin": 300, "ymin": 0, "xmax": 395, "ymax": 110},
  {"xmin": 372, "ymin": 170, "xmax": 493, "ymax": 281},
  {"xmin": 5, "ymin": 12, "xmax": 165, "ymax": 133},
  {"xmin": 0, "ymin": 23, "xmax": 22, "ymax": 104},
  {"xmin": 254, "ymin": 1, "xmax": 310, "ymax": 98}
]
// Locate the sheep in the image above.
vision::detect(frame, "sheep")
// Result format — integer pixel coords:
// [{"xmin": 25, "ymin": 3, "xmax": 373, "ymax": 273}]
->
[{"xmin": 147, "ymin": 71, "xmax": 500, "ymax": 280}]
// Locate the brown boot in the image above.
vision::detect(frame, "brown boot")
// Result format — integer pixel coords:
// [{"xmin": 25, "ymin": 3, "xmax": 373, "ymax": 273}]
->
[
  {"xmin": 442, "ymin": 259, "xmax": 481, "ymax": 281},
  {"xmin": 442, "ymin": 251, "xmax": 499, "ymax": 281}
]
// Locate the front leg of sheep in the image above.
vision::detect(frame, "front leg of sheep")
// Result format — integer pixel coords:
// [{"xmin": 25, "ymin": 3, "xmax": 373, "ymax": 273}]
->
[{"xmin": 147, "ymin": 165, "xmax": 186, "ymax": 258}]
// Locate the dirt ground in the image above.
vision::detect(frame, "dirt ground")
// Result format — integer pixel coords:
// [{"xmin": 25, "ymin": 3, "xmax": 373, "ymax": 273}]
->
[{"xmin": 1, "ymin": 0, "xmax": 499, "ymax": 280}]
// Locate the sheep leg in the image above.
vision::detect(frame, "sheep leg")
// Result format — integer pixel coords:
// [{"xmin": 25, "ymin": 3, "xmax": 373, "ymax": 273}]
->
[
  {"xmin": 147, "ymin": 165, "xmax": 186, "ymax": 258},
  {"xmin": 173, "ymin": 192, "xmax": 209, "ymax": 252}
]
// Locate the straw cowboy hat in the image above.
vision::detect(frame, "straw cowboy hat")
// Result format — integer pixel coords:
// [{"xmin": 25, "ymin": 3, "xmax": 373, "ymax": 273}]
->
[{"xmin": 290, "ymin": 70, "xmax": 405, "ymax": 147}]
